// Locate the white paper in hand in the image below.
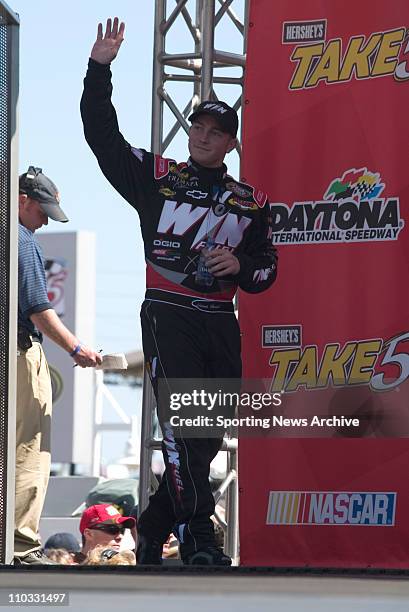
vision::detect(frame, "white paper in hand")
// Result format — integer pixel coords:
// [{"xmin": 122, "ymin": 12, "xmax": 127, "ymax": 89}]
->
[{"xmin": 96, "ymin": 353, "xmax": 128, "ymax": 370}]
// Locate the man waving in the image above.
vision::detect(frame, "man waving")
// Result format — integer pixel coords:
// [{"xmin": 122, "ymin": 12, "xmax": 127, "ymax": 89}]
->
[{"xmin": 81, "ymin": 18, "xmax": 277, "ymax": 566}]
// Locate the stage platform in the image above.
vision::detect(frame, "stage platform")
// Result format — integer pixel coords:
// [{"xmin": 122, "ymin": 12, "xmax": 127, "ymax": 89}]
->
[{"xmin": 0, "ymin": 567, "xmax": 409, "ymax": 611}]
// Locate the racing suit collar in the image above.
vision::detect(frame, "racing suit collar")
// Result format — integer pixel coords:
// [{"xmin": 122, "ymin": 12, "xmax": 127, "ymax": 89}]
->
[{"xmin": 187, "ymin": 157, "xmax": 227, "ymax": 182}]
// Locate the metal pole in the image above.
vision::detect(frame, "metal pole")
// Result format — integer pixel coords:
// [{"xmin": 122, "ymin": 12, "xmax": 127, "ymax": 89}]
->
[
  {"xmin": 92, "ymin": 370, "xmax": 104, "ymax": 477},
  {"xmin": 224, "ymin": 436, "xmax": 239, "ymax": 563},
  {"xmin": 138, "ymin": 368, "xmax": 156, "ymax": 514},
  {"xmin": 4, "ymin": 4, "xmax": 19, "ymax": 565},
  {"xmin": 151, "ymin": 0, "xmax": 166, "ymax": 154},
  {"xmin": 193, "ymin": 0, "xmax": 202, "ymax": 104},
  {"xmin": 200, "ymin": 0, "xmax": 215, "ymax": 100}
]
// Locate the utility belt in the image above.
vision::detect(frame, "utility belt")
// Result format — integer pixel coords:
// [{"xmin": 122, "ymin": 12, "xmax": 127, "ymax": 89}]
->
[
  {"xmin": 17, "ymin": 327, "xmax": 42, "ymax": 351},
  {"xmin": 145, "ymin": 289, "xmax": 234, "ymax": 314}
]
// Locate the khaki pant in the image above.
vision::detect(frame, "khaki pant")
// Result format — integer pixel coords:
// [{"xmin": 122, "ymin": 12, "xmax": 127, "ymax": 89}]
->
[{"xmin": 14, "ymin": 343, "xmax": 52, "ymax": 556}]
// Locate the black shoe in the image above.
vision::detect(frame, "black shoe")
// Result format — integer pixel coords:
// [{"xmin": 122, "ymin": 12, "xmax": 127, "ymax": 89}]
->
[
  {"xmin": 183, "ymin": 546, "xmax": 232, "ymax": 566},
  {"xmin": 136, "ymin": 534, "xmax": 163, "ymax": 565},
  {"xmin": 14, "ymin": 550, "xmax": 56, "ymax": 565}
]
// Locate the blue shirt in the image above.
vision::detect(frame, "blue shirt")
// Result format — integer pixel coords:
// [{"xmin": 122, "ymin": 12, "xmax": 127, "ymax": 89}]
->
[{"xmin": 18, "ymin": 224, "xmax": 51, "ymax": 336}]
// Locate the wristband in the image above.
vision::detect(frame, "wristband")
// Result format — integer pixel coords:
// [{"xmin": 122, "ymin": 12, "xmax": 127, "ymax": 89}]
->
[{"xmin": 70, "ymin": 343, "xmax": 82, "ymax": 358}]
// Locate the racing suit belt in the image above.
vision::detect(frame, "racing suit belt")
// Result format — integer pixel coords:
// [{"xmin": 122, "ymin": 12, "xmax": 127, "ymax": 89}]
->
[{"xmin": 145, "ymin": 289, "xmax": 234, "ymax": 313}]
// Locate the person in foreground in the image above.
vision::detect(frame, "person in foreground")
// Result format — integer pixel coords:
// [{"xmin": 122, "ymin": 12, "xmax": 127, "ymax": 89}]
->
[
  {"xmin": 15, "ymin": 167, "xmax": 102, "ymax": 565},
  {"xmin": 81, "ymin": 18, "xmax": 277, "ymax": 566}
]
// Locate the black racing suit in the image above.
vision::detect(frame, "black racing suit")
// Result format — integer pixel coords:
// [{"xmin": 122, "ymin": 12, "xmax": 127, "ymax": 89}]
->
[{"xmin": 81, "ymin": 58, "xmax": 278, "ymax": 559}]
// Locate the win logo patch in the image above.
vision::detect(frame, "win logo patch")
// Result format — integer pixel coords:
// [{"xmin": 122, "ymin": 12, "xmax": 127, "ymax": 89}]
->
[{"xmin": 266, "ymin": 491, "xmax": 396, "ymax": 526}]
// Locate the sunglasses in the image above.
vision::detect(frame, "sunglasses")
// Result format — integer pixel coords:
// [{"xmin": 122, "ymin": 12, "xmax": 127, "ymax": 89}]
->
[{"xmin": 91, "ymin": 525, "xmax": 126, "ymax": 536}]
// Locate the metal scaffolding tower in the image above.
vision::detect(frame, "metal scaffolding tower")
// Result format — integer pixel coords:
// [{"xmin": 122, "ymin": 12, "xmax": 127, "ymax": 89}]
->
[
  {"xmin": 139, "ymin": 0, "xmax": 249, "ymax": 565},
  {"xmin": 150, "ymin": 0, "xmax": 248, "ymax": 156}
]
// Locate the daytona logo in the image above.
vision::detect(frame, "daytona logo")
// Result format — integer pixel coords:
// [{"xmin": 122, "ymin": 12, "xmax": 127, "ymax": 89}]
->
[
  {"xmin": 266, "ymin": 491, "xmax": 396, "ymax": 526},
  {"xmin": 268, "ymin": 330, "xmax": 409, "ymax": 393},
  {"xmin": 271, "ymin": 168, "xmax": 404, "ymax": 245}
]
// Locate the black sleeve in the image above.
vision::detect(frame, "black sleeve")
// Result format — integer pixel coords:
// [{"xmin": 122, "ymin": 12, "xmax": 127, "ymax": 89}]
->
[
  {"xmin": 80, "ymin": 58, "xmax": 153, "ymax": 212},
  {"xmin": 236, "ymin": 203, "xmax": 278, "ymax": 293}
]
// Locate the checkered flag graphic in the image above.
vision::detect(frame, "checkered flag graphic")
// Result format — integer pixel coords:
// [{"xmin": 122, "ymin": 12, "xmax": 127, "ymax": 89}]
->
[{"xmin": 352, "ymin": 181, "xmax": 373, "ymax": 200}]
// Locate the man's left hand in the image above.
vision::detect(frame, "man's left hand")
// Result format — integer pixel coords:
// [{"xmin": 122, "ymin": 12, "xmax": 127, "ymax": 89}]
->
[
  {"xmin": 73, "ymin": 345, "xmax": 103, "ymax": 368},
  {"xmin": 203, "ymin": 249, "xmax": 240, "ymax": 276}
]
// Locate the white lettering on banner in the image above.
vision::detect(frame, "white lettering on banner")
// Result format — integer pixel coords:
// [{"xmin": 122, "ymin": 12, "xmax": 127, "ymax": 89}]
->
[
  {"xmin": 265, "ymin": 491, "xmax": 396, "ymax": 525},
  {"xmin": 158, "ymin": 199, "xmax": 252, "ymax": 249},
  {"xmin": 309, "ymin": 493, "xmax": 389, "ymax": 525},
  {"xmin": 157, "ymin": 200, "xmax": 208, "ymax": 235}
]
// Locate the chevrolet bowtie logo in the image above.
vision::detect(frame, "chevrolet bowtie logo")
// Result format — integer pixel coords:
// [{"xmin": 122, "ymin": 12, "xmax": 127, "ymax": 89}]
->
[{"xmin": 186, "ymin": 190, "xmax": 208, "ymax": 199}]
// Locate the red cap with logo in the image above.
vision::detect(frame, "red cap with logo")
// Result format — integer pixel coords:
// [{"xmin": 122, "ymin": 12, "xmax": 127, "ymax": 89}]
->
[{"xmin": 79, "ymin": 503, "xmax": 136, "ymax": 534}]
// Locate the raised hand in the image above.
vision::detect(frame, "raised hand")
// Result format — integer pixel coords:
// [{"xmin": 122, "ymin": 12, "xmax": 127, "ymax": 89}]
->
[{"xmin": 90, "ymin": 17, "xmax": 125, "ymax": 65}]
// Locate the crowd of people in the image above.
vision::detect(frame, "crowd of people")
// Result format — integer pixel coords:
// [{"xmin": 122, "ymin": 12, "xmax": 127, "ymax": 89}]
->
[
  {"xmin": 42, "ymin": 504, "xmax": 138, "ymax": 566},
  {"xmin": 36, "ymin": 501, "xmax": 201, "ymax": 566}
]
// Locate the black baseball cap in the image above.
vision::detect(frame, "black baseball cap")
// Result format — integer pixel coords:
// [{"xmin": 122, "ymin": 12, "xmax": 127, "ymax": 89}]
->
[
  {"xmin": 44, "ymin": 532, "xmax": 80, "ymax": 553},
  {"xmin": 19, "ymin": 166, "xmax": 68, "ymax": 223},
  {"xmin": 189, "ymin": 101, "xmax": 238, "ymax": 137}
]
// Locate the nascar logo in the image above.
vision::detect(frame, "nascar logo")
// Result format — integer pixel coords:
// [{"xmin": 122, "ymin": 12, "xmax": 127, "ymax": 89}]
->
[{"xmin": 266, "ymin": 491, "xmax": 396, "ymax": 526}]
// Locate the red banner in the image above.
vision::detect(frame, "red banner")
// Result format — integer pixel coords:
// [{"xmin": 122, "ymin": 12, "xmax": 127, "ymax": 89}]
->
[{"xmin": 239, "ymin": 0, "xmax": 409, "ymax": 567}]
